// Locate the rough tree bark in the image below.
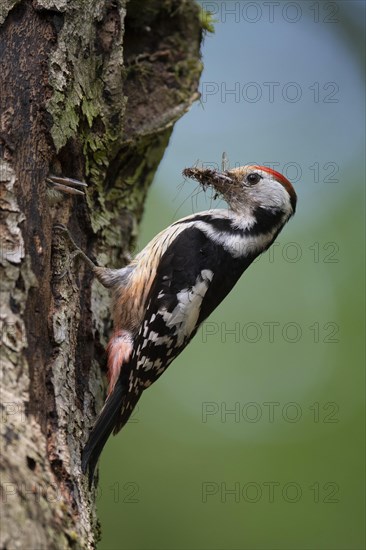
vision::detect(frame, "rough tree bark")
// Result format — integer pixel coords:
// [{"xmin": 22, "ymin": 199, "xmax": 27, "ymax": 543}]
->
[{"xmin": 0, "ymin": 1, "xmax": 203, "ymax": 548}]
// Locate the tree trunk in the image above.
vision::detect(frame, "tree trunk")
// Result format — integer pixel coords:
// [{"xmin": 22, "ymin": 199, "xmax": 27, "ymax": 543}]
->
[{"xmin": 0, "ymin": 1, "xmax": 202, "ymax": 548}]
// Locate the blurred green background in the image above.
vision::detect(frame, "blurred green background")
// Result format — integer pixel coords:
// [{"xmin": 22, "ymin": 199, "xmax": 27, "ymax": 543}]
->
[{"xmin": 98, "ymin": 1, "xmax": 365, "ymax": 548}]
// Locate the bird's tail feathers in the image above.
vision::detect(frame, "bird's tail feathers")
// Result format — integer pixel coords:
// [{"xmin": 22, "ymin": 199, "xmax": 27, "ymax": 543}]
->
[
  {"xmin": 81, "ymin": 379, "xmax": 143, "ymax": 487},
  {"xmin": 81, "ymin": 380, "xmax": 124, "ymax": 487},
  {"xmin": 113, "ymin": 390, "xmax": 142, "ymax": 434}
]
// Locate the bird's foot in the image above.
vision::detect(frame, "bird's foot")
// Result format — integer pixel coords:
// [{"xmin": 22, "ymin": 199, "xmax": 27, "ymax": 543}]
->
[{"xmin": 53, "ymin": 223, "xmax": 97, "ymax": 278}]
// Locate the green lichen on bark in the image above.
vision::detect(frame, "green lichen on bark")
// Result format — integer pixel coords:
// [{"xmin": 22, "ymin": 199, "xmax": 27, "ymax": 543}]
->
[
  {"xmin": 46, "ymin": 1, "xmax": 126, "ymax": 163},
  {"xmin": 46, "ymin": 0, "xmax": 203, "ymax": 257}
]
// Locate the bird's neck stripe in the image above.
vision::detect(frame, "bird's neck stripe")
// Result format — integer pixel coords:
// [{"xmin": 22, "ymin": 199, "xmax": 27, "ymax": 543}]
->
[{"xmin": 193, "ymin": 220, "xmax": 281, "ymax": 259}]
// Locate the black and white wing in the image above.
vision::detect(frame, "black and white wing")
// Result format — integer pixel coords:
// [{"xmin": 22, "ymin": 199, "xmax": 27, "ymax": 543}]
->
[{"xmin": 128, "ymin": 225, "xmax": 252, "ymax": 389}]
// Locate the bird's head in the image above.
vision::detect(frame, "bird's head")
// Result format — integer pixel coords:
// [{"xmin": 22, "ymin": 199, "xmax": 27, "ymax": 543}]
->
[{"xmin": 183, "ymin": 164, "xmax": 297, "ymax": 220}]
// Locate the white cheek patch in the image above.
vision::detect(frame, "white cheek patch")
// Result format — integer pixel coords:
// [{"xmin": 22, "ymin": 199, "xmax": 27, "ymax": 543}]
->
[
  {"xmin": 161, "ymin": 269, "xmax": 214, "ymax": 346},
  {"xmin": 254, "ymin": 177, "xmax": 292, "ymax": 213}
]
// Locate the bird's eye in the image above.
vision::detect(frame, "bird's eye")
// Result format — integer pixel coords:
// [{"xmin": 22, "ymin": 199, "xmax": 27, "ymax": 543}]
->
[{"xmin": 247, "ymin": 173, "xmax": 261, "ymax": 185}]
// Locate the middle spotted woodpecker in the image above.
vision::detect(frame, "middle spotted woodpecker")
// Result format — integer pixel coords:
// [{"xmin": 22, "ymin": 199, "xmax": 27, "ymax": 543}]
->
[{"xmin": 56, "ymin": 163, "xmax": 297, "ymax": 484}]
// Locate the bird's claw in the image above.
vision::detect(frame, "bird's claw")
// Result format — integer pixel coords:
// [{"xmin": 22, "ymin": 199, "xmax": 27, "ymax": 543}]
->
[
  {"xmin": 53, "ymin": 224, "xmax": 80, "ymax": 278},
  {"xmin": 53, "ymin": 223, "xmax": 79, "ymax": 250},
  {"xmin": 53, "ymin": 223, "xmax": 98, "ymax": 274},
  {"xmin": 47, "ymin": 175, "xmax": 88, "ymax": 196}
]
